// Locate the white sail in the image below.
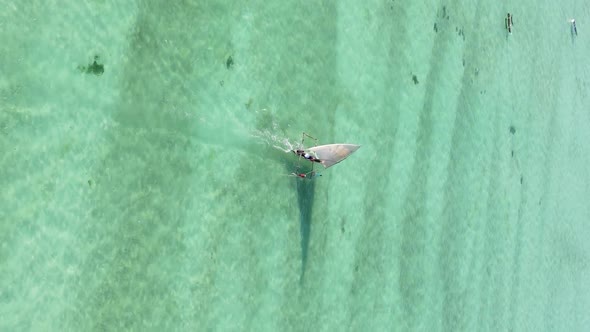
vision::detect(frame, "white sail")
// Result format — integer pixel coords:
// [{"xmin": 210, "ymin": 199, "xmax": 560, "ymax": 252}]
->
[{"xmin": 307, "ymin": 144, "xmax": 360, "ymax": 168}]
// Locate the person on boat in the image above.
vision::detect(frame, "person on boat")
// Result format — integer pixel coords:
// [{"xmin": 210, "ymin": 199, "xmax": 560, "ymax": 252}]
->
[
  {"xmin": 291, "ymin": 171, "xmax": 322, "ymax": 179},
  {"xmin": 293, "ymin": 149, "xmax": 321, "ymax": 163}
]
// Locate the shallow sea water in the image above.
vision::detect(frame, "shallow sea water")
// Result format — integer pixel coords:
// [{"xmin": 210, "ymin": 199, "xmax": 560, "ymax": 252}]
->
[{"xmin": 1, "ymin": 0, "xmax": 589, "ymax": 331}]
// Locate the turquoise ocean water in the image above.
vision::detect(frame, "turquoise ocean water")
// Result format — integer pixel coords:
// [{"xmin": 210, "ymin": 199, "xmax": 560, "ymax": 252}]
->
[{"xmin": 1, "ymin": 0, "xmax": 589, "ymax": 331}]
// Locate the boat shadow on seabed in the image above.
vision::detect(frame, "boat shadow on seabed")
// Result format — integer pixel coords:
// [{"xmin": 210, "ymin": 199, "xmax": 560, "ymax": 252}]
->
[
  {"xmin": 294, "ymin": 170, "xmax": 315, "ymax": 285},
  {"xmin": 279, "ymin": 152, "xmax": 315, "ymax": 285}
]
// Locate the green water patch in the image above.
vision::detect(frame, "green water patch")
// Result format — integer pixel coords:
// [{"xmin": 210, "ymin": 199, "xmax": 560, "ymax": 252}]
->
[{"xmin": 67, "ymin": 2, "xmax": 207, "ymax": 329}]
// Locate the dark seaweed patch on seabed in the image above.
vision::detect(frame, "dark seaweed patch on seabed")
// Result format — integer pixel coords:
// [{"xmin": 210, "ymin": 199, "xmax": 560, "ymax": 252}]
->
[
  {"xmin": 434, "ymin": 5, "xmax": 450, "ymax": 33},
  {"xmin": 456, "ymin": 27, "xmax": 465, "ymax": 41},
  {"xmin": 441, "ymin": 5, "xmax": 449, "ymax": 20},
  {"xmin": 509, "ymin": 125, "xmax": 516, "ymax": 134},
  {"xmin": 78, "ymin": 55, "xmax": 105, "ymax": 76}
]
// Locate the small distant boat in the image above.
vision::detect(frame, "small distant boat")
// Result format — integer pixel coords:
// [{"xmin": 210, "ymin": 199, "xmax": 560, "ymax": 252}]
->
[
  {"xmin": 505, "ymin": 13, "xmax": 513, "ymax": 34},
  {"xmin": 571, "ymin": 19, "xmax": 578, "ymax": 36},
  {"xmin": 291, "ymin": 133, "xmax": 360, "ymax": 178}
]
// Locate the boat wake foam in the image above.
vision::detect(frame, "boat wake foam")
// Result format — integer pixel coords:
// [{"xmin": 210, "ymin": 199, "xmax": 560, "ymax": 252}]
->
[{"xmin": 251, "ymin": 123, "xmax": 298, "ymax": 153}]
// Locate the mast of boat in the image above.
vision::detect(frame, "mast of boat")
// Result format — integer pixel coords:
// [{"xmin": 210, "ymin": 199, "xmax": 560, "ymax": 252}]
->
[{"xmin": 300, "ymin": 132, "xmax": 318, "ymax": 151}]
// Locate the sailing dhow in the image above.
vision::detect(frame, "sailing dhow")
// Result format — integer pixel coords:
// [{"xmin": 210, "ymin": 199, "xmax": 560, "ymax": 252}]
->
[{"xmin": 291, "ymin": 133, "xmax": 360, "ymax": 178}]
